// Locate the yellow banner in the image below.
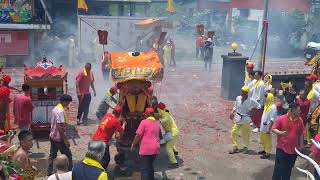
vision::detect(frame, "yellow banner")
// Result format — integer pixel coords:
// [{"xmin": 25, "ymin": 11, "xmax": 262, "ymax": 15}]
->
[
  {"xmin": 78, "ymin": 0, "xmax": 88, "ymax": 11},
  {"xmin": 167, "ymin": 0, "xmax": 175, "ymax": 14}
]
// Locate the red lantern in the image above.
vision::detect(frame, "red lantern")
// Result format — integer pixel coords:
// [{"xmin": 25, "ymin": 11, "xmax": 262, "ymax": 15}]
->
[{"xmin": 98, "ymin": 30, "xmax": 108, "ymax": 45}]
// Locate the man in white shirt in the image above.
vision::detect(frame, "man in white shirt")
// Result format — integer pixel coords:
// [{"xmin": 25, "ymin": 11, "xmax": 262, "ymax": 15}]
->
[
  {"xmin": 47, "ymin": 94, "xmax": 73, "ymax": 176},
  {"xmin": 259, "ymin": 93, "xmax": 277, "ymax": 159},
  {"xmin": 229, "ymin": 86, "xmax": 261, "ymax": 154},
  {"xmin": 250, "ymin": 71, "xmax": 266, "ymax": 133}
]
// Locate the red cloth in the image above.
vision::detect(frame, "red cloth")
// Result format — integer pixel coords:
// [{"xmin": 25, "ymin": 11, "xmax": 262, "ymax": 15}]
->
[
  {"xmin": 92, "ymin": 113, "xmax": 123, "ymax": 143},
  {"xmin": 252, "ymin": 108, "xmax": 263, "ymax": 128},
  {"xmin": 310, "ymin": 134, "xmax": 320, "ymax": 164},
  {"xmin": 75, "ymin": 70, "xmax": 94, "ymax": 95},
  {"xmin": 272, "ymin": 114, "xmax": 305, "ymax": 154},
  {"xmin": 13, "ymin": 95, "xmax": 34, "ymax": 127},
  {"xmin": 196, "ymin": 37, "xmax": 203, "ymax": 48},
  {"xmin": 296, "ymin": 97, "xmax": 310, "ymax": 123}
]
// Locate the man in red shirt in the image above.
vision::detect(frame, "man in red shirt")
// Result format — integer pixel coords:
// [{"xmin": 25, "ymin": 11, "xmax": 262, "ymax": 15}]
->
[
  {"xmin": 76, "ymin": 63, "xmax": 96, "ymax": 125},
  {"xmin": 272, "ymin": 103, "xmax": 304, "ymax": 180},
  {"xmin": 92, "ymin": 106, "xmax": 125, "ymax": 169},
  {"xmin": 196, "ymin": 36, "xmax": 203, "ymax": 59},
  {"xmin": 13, "ymin": 84, "xmax": 34, "ymax": 131}
]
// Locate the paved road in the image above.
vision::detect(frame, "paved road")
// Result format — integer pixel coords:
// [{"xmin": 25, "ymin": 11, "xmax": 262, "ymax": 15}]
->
[
  {"xmin": 3, "ymin": 58, "xmax": 311, "ymax": 180},
  {"xmin": 3, "ymin": 36, "xmax": 313, "ymax": 180}
]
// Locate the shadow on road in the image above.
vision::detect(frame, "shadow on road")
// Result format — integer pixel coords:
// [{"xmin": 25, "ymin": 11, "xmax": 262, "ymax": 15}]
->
[
  {"xmin": 251, "ymin": 164, "xmax": 306, "ymax": 180},
  {"xmin": 109, "ymin": 145, "xmax": 185, "ymax": 180}
]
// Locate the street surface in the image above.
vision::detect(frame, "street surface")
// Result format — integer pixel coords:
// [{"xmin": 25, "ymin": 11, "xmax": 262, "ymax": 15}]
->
[{"xmin": 3, "ymin": 35, "xmax": 313, "ymax": 180}]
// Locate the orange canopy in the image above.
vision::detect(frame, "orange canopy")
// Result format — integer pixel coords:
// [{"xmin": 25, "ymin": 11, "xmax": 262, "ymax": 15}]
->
[{"xmin": 110, "ymin": 51, "xmax": 163, "ymax": 82}]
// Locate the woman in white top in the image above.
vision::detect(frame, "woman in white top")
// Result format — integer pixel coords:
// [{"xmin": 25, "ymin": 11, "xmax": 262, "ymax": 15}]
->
[{"xmin": 259, "ymin": 93, "xmax": 277, "ymax": 159}]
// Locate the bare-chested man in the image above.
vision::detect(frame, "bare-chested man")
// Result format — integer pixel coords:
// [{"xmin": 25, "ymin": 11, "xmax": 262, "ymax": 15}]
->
[{"xmin": 13, "ymin": 130, "xmax": 37, "ymax": 180}]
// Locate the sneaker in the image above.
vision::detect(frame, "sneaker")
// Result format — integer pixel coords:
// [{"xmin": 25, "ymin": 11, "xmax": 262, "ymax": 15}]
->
[
  {"xmin": 258, "ymin": 151, "xmax": 266, "ymax": 155},
  {"xmin": 252, "ymin": 128, "xmax": 259, "ymax": 133},
  {"xmin": 228, "ymin": 148, "xmax": 239, "ymax": 154},
  {"xmin": 260, "ymin": 154, "xmax": 270, "ymax": 159},
  {"xmin": 169, "ymin": 163, "xmax": 179, "ymax": 169}
]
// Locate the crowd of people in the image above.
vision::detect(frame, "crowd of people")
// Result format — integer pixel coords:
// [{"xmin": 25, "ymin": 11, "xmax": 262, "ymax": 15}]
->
[
  {"xmin": 0, "ymin": 62, "xmax": 180, "ymax": 180},
  {"xmin": 229, "ymin": 62, "xmax": 320, "ymax": 180}
]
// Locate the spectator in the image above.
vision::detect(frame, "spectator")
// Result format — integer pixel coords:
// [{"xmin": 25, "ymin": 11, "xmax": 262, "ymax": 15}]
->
[
  {"xmin": 196, "ymin": 36, "xmax": 203, "ymax": 59},
  {"xmin": 47, "ymin": 94, "xmax": 73, "ymax": 176},
  {"xmin": 163, "ymin": 40, "xmax": 172, "ymax": 68},
  {"xmin": 13, "ymin": 84, "xmax": 34, "ymax": 131},
  {"xmin": 296, "ymin": 90, "xmax": 310, "ymax": 125},
  {"xmin": 101, "ymin": 52, "xmax": 110, "ymax": 81},
  {"xmin": 13, "ymin": 131, "xmax": 38, "ymax": 180},
  {"xmin": 72, "ymin": 141, "xmax": 108, "ymax": 180},
  {"xmin": 203, "ymin": 38, "xmax": 214, "ymax": 72},
  {"xmin": 169, "ymin": 38, "xmax": 176, "ymax": 67},
  {"xmin": 76, "ymin": 63, "xmax": 97, "ymax": 125},
  {"xmin": 47, "ymin": 154, "xmax": 72, "ymax": 180},
  {"xmin": 272, "ymin": 103, "xmax": 304, "ymax": 180},
  {"xmin": 131, "ymin": 108, "xmax": 160, "ymax": 180}
]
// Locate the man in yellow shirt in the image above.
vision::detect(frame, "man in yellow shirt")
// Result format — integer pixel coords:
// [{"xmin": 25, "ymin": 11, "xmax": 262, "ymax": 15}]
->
[{"xmin": 158, "ymin": 102, "xmax": 179, "ymax": 168}]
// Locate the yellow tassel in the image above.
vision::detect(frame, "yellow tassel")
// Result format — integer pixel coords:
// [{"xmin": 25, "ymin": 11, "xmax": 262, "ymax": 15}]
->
[
  {"xmin": 167, "ymin": 0, "xmax": 175, "ymax": 14},
  {"xmin": 57, "ymin": 103, "xmax": 69, "ymax": 123},
  {"xmin": 126, "ymin": 95, "xmax": 136, "ymax": 112},
  {"xmin": 136, "ymin": 94, "xmax": 147, "ymax": 112}
]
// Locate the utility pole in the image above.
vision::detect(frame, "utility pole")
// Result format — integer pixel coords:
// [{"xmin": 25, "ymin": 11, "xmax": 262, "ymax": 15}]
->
[{"xmin": 258, "ymin": 0, "xmax": 269, "ymax": 72}]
